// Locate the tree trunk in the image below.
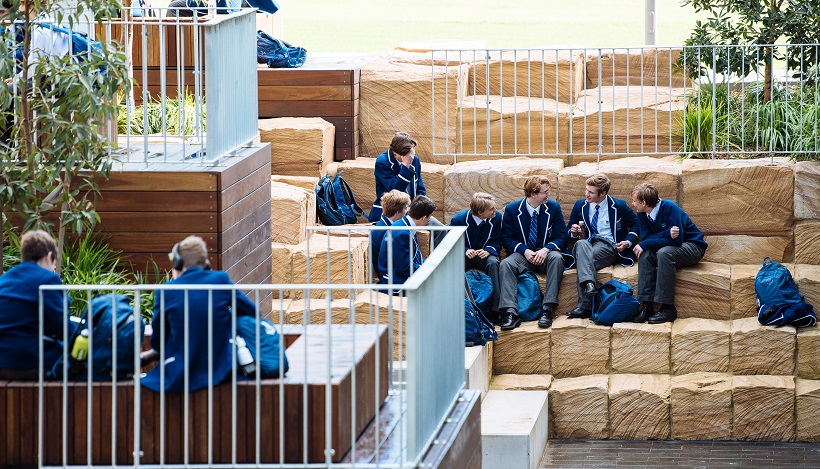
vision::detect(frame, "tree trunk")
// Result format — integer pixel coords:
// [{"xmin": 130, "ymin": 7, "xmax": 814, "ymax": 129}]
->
[
  {"xmin": 57, "ymin": 201, "xmax": 68, "ymax": 276},
  {"xmin": 763, "ymin": 0, "xmax": 778, "ymax": 103}
]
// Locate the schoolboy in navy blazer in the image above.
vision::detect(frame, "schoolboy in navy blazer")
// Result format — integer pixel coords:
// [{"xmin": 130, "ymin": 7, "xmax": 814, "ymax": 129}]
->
[
  {"xmin": 0, "ymin": 230, "xmax": 74, "ymax": 380},
  {"xmin": 141, "ymin": 236, "xmax": 258, "ymax": 393},
  {"xmin": 564, "ymin": 174, "xmax": 639, "ymax": 319},
  {"xmin": 449, "ymin": 192, "xmax": 503, "ymax": 316},
  {"xmin": 631, "ymin": 182, "xmax": 707, "ymax": 324},
  {"xmin": 371, "ymin": 190, "xmax": 411, "ymax": 279},
  {"xmin": 377, "ymin": 195, "xmax": 437, "ymax": 294},
  {"xmin": 497, "ymin": 176, "xmax": 568, "ymax": 330}
]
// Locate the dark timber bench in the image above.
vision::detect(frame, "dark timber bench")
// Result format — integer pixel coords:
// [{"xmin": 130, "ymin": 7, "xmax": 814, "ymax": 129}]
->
[{"xmin": 0, "ymin": 324, "xmax": 389, "ymax": 466}]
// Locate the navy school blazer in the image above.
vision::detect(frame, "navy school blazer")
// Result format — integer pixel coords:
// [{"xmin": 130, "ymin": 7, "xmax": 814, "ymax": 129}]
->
[
  {"xmin": 449, "ymin": 209, "xmax": 502, "ymax": 257},
  {"xmin": 566, "ymin": 195, "xmax": 640, "ymax": 266},
  {"xmin": 368, "ymin": 149, "xmax": 426, "ymax": 222},
  {"xmin": 500, "ymin": 198, "xmax": 568, "ymax": 256},
  {"xmin": 377, "ymin": 215, "xmax": 423, "ymax": 289}
]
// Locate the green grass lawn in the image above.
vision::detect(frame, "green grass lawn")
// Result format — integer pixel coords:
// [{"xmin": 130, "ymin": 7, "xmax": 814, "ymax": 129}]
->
[{"xmin": 276, "ymin": 0, "xmax": 707, "ymax": 52}]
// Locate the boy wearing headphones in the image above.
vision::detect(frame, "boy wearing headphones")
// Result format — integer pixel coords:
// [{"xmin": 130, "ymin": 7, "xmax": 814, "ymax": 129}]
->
[{"xmin": 141, "ymin": 236, "xmax": 259, "ymax": 393}]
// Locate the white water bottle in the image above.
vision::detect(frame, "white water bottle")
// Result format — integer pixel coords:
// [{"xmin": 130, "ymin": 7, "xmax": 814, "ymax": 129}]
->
[{"xmin": 235, "ymin": 335, "xmax": 256, "ymax": 377}]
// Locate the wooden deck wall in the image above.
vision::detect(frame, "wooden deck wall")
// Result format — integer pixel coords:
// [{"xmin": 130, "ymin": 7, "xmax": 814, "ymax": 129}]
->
[{"xmin": 96, "ymin": 144, "xmax": 272, "ymax": 312}]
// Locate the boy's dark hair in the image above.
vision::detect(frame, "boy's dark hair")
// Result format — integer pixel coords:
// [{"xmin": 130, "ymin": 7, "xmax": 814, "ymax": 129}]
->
[
  {"xmin": 408, "ymin": 195, "xmax": 436, "ymax": 220},
  {"xmin": 585, "ymin": 173, "xmax": 611, "ymax": 195},
  {"xmin": 389, "ymin": 131, "xmax": 417, "ymax": 157},
  {"xmin": 632, "ymin": 182, "xmax": 660, "ymax": 207},
  {"xmin": 21, "ymin": 230, "xmax": 58, "ymax": 263}
]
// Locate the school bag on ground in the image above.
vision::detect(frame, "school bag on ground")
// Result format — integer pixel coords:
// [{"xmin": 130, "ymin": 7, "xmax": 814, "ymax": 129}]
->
[
  {"xmin": 464, "ymin": 278, "xmax": 497, "ymax": 347},
  {"xmin": 316, "ymin": 171, "xmax": 368, "ymax": 225},
  {"xmin": 755, "ymin": 257, "xmax": 804, "ymax": 308},
  {"xmin": 755, "ymin": 257, "xmax": 815, "ymax": 328},
  {"xmin": 516, "ymin": 271, "xmax": 542, "ymax": 321},
  {"xmin": 235, "ymin": 316, "xmax": 289, "ymax": 378},
  {"xmin": 466, "ymin": 269, "xmax": 493, "ymax": 313},
  {"xmin": 591, "ymin": 280, "xmax": 640, "ymax": 326},
  {"xmin": 49, "ymin": 293, "xmax": 145, "ymax": 381}
]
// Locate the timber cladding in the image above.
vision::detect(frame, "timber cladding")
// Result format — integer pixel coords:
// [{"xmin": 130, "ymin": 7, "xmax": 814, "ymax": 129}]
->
[{"xmin": 95, "ymin": 144, "xmax": 272, "ymax": 312}]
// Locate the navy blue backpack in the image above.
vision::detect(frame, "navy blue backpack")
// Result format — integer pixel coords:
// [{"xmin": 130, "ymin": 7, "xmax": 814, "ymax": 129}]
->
[
  {"xmin": 466, "ymin": 269, "xmax": 493, "ymax": 313},
  {"xmin": 591, "ymin": 280, "xmax": 640, "ymax": 326},
  {"xmin": 464, "ymin": 278, "xmax": 497, "ymax": 346},
  {"xmin": 755, "ymin": 258, "xmax": 804, "ymax": 308},
  {"xmin": 256, "ymin": 31, "xmax": 306, "ymax": 68},
  {"xmin": 516, "ymin": 271, "xmax": 542, "ymax": 321},
  {"xmin": 316, "ymin": 172, "xmax": 367, "ymax": 226},
  {"xmin": 235, "ymin": 316, "xmax": 289, "ymax": 378},
  {"xmin": 50, "ymin": 293, "xmax": 145, "ymax": 381}
]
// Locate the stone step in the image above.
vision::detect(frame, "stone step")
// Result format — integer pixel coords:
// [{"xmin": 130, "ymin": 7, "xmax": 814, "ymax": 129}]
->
[
  {"xmin": 494, "ymin": 316, "xmax": 820, "ymax": 379},
  {"xmin": 481, "ymin": 390, "xmax": 548, "ymax": 469},
  {"xmin": 465, "ymin": 341, "xmax": 493, "ymax": 399},
  {"xmin": 492, "ymin": 373, "xmax": 816, "ymax": 442}
]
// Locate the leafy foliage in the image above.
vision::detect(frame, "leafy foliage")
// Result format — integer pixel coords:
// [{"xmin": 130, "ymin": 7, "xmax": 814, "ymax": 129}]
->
[
  {"xmin": 118, "ymin": 93, "xmax": 206, "ymax": 136},
  {"xmin": 0, "ymin": 0, "xmax": 130, "ymax": 273}
]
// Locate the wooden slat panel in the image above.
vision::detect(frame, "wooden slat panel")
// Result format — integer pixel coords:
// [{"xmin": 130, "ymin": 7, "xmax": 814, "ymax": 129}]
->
[
  {"xmin": 219, "ymin": 182, "xmax": 270, "ymax": 234},
  {"xmin": 72, "ymin": 383, "xmax": 90, "ymax": 465},
  {"xmin": 115, "ymin": 384, "xmax": 134, "ymax": 465},
  {"xmin": 221, "ymin": 163, "xmax": 271, "ymax": 211},
  {"xmin": 166, "ymin": 391, "xmax": 183, "ymax": 463},
  {"xmin": 222, "ymin": 198, "xmax": 270, "ymax": 249},
  {"xmin": 190, "ymin": 388, "xmax": 207, "ymax": 463},
  {"xmin": 96, "ymin": 212, "xmax": 218, "ymax": 233},
  {"xmin": 5, "ymin": 383, "xmax": 20, "ymax": 465},
  {"xmin": 101, "ymin": 171, "xmax": 216, "ymax": 191},
  {"xmin": 98, "ymin": 232, "xmax": 218, "ymax": 254},
  {"xmin": 258, "ymin": 85, "xmax": 352, "ymax": 101},
  {"xmin": 323, "ymin": 116, "xmax": 358, "ymax": 133},
  {"xmin": 97, "ymin": 383, "xmax": 113, "ymax": 465},
  {"xmin": 334, "ymin": 146, "xmax": 359, "ymax": 161},
  {"xmin": 224, "ymin": 236, "xmax": 272, "ymax": 283},
  {"xmin": 95, "ymin": 191, "xmax": 216, "ymax": 212},
  {"xmin": 335, "ymin": 130, "xmax": 355, "ymax": 148},
  {"xmin": 222, "ymin": 222, "xmax": 271, "ymax": 272},
  {"xmin": 218, "ymin": 144, "xmax": 271, "ymax": 191},
  {"xmin": 131, "ymin": 23, "xmax": 205, "ymax": 69},
  {"xmin": 43, "ymin": 383, "xmax": 62, "ymax": 466},
  {"xmin": 140, "ymin": 388, "xmax": 158, "ymax": 464},
  {"xmin": 257, "ymin": 68, "xmax": 356, "ymax": 86},
  {"xmin": 258, "ymin": 100, "xmax": 357, "ymax": 118},
  {"xmin": 18, "ymin": 382, "xmax": 36, "ymax": 465}
]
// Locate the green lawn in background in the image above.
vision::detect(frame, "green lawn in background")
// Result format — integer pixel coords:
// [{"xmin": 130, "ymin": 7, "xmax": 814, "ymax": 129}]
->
[{"xmin": 275, "ymin": 0, "xmax": 706, "ymax": 53}]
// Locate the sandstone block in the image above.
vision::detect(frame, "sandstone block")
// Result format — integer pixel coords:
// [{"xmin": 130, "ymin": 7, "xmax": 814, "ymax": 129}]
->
[
  {"xmin": 796, "ymin": 378, "xmax": 820, "ymax": 442},
  {"xmin": 551, "ymin": 316, "xmax": 610, "ymax": 378},
  {"xmin": 795, "ymin": 221, "xmax": 820, "ymax": 265},
  {"xmin": 490, "ymin": 374, "xmax": 553, "ymax": 391},
  {"xmin": 570, "ymin": 87, "xmax": 686, "ymax": 155},
  {"xmin": 670, "ymin": 372, "xmax": 733, "ymax": 440},
  {"xmin": 794, "ymin": 161, "xmax": 820, "ymax": 220},
  {"xmin": 676, "ymin": 262, "xmax": 731, "ymax": 321},
  {"xmin": 586, "ymin": 48, "xmax": 689, "ymax": 88},
  {"xmin": 611, "ymin": 265, "xmax": 639, "ymax": 290},
  {"xmin": 457, "ymin": 95, "xmax": 573, "ymax": 156},
  {"xmin": 550, "ymin": 375, "xmax": 609, "ymax": 439},
  {"xmin": 469, "ymin": 49, "xmax": 586, "ymax": 104},
  {"xmin": 550, "ymin": 266, "xmax": 613, "ymax": 315},
  {"xmin": 671, "ymin": 318, "xmax": 731, "ymax": 374},
  {"xmin": 797, "ymin": 323, "xmax": 820, "ymax": 379},
  {"xmin": 557, "ymin": 156, "xmax": 681, "ymax": 215},
  {"xmin": 732, "ymin": 375, "xmax": 795, "ymax": 441},
  {"xmin": 270, "ymin": 180, "xmax": 315, "ymax": 245},
  {"xmin": 291, "ymin": 234, "xmax": 369, "ymax": 299},
  {"xmin": 270, "ymin": 175, "xmax": 320, "ymax": 192},
  {"xmin": 492, "ymin": 322, "xmax": 550, "ymax": 375},
  {"xmin": 360, "ymin": 56, "xmax": 468, "ymax": 165},
  {"xmin": 731, "ymin": 317, "xmax": 796, "ymax": 375},
  {"xmin": 681, "ymin": 158, "xmax": 794, "ymax": 236},
  {"xmin": 271, "ymin": 242, "xmax": 295, "ymax": 296},
  {"xmin": 609, "ymin": 374, "xmax": 670, "ymax": 440},
  {"xmin": 260, "ymin": 117, "xmax": 334, "ymax": 177},
  {"xmin": 353, "ymin": 291, "xmax": 409, "ymax": 360},
  {"xmin": 703, "ymin": 235, "xmax": 793, "ymax": 265},
  {"xmin": 443, "ymin": 157, "xmax": 564, "ymax": 220},
  {"xmin": 795, "ymin": 264, "xmax": 820, "ymax": 308},
  {"xmin": 611, "ymin": 323, "xmax": 671, "ymax": 374},
  {"xmin": 284, "ymin": 297, "xmax": 353, "ymax": 324},
  {"xmin": 730, "ymin": 264, "xmax": 762, "ymax": 320}
]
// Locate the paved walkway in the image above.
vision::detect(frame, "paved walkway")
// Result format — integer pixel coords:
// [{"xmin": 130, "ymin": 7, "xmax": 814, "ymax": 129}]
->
[{"xmin": 540, "ymin": 440, "xmax": 820, "ymax": 468}]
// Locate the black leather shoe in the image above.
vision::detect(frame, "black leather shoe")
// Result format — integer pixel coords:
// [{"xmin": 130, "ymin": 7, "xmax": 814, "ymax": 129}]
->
[
  {"xmin": 565, "ymin": 307, "xmax": 592, "ymax": 319},
  {"xmin": 632, "ymin": 302, "xmax": 654, "ymax": 323},
  {"xmin": 500, "ymin": 309, "xmax": 521, "ymax": 331},
  {"xmin": 537, "ymin": 310, "xmax": 553, "ymax": 328},
  {"xmin": 580, "ymin": 280, "xmax": 597, "ymax": 299},
  {"xmin": 648, "ymin": 304, "xmax": 677, "ymax": 324}
]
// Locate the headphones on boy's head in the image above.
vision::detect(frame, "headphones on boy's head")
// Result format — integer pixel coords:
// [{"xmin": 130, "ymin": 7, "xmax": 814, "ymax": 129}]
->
[{"xmin": 171, "ymin": 242, "xmax": 211, "ymax": 271}]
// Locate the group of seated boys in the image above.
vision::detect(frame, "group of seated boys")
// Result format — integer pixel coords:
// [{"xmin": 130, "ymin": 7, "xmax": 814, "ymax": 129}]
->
[{"xmin": 369, "ymin": 131, "xmax": 708, "ymax": 330}]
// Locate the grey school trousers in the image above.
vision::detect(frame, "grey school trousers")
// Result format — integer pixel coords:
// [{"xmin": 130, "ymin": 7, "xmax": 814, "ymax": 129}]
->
[
  {"xmin": 637, "ymin": 242, "xmax": 705, "ymax": 305},
  {"xmin": 573, "ymin": 238, "xmax": 618, "ymax": 309},
  {"xmin": 498, "ymin": 250, "xmax": 564, "ymax": 311}
]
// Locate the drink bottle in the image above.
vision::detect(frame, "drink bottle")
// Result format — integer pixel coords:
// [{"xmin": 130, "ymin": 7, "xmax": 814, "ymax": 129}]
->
[{"xmin": 235, "ymin": 335, "xmax": 256, "ymax": 377}]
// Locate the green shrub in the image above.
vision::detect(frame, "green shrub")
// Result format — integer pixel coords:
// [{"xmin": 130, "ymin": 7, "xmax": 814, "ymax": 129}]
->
[{"xmin": 118, "ymin": 93, "xmax": 205, "ymax": 137}]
